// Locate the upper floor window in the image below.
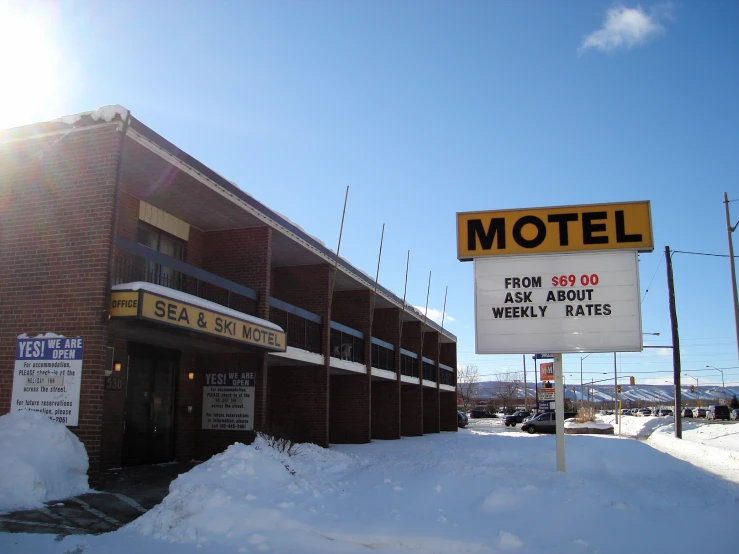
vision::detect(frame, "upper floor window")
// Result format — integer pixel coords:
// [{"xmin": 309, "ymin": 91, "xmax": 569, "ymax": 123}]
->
[{"xmin": 137, "ymin": 223, "xmax": 185, "ymax": 290}]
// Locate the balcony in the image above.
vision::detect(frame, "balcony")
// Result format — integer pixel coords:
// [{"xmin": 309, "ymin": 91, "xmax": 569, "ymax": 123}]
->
[
  {"xmin": 439, "ymin": 363, "xmax": 456, "ymax": 387},
  {"xmin": 330, "ymin": 322, "xmax": 365, "ymax": 365},
  {"xmin": 113, "ymin": 236, "xmax": 257, "ymax": 315},
  {"xmin": 400, "ymin": 349, "xmax": 418, "ymax": 378},
  {"xmin": 268, "ymin": 298, "xmax": 322, "ymax": 354},
  {"xmin": 370, "ymin": 337, "xmax": 395, "ymax": 372},
  {"xmin": 422, "ymin": 357, "xmax": 436, "ymax": 382}
]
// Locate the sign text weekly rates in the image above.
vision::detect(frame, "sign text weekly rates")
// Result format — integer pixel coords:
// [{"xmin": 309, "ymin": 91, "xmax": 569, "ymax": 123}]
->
[{"xmin": 457, "ymin": 201, "xmax": 652, "ymax": 259}]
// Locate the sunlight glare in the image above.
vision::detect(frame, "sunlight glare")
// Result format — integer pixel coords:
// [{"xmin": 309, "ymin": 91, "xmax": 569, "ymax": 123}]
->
[{"xmin": 0, "ymin": 2, "xmax": 64, "ymax": 129}]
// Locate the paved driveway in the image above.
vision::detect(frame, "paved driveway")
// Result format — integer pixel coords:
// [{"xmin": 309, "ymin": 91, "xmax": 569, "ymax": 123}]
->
[{"xmin": 0, "ymin": 462, "xmax": 198, "ymax": 536}]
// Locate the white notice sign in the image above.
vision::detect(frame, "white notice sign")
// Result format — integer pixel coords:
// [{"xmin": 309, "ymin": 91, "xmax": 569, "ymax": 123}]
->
[
  {"xmin": 474, "ymin": 251, "xmax": 642, "ymax": 354},
  {"xmin": 11, "ymin": 335, "xmax": 83, "ymax": 426},
  {"xmin": 202, "ymin": 372, "xmax": 255, "ymax": 431}
]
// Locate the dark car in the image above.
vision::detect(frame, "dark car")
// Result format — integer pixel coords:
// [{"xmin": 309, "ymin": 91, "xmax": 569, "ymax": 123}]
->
[
  {"xmin": 731, "ymin": 409, "xmax": 739, "ymax": 421},
  {"xmin": 504, "ymin": 411, "xmax": 532, "ymax": 427},
  {"xmin": 469, "ymin": 407, "xmax": 496, "ymax": 419},
  {"xmin": 458, "ymin": 411, "xmax": 468, "ymax": 428},
  {"xmin": 681, "ymin": 408, "xmax": 693, "ymax": 418},
  {"xmin": 706, "ymin": 405, "xmax": 730, "ymax": 421},
  {"xmin": 520, "ymin": 411, "xmax": 578, "ymax": 434}
]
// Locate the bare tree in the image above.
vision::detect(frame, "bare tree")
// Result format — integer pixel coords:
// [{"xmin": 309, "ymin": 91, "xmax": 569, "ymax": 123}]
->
[
  {"xmin": 493, "ymin": 370, "xmax": 522, "ymax": 412},
  {"xmin": 457, "ymin": 364, "xmax": 481, "ymax": 411}
]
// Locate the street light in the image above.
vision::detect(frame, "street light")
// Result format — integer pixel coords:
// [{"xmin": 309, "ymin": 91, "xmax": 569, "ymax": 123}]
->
[
  {"xmin": 580, "ymin": 353, "xmax": 595, "ymax": 408},
  {"xmin": 705, "ymin": 365, "xmax": 725, "ymax": 397}
]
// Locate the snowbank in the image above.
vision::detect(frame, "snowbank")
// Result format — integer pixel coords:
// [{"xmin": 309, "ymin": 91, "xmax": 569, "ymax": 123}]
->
[
  {"xmin": 0, "ymin": 411, "xmax": 89, "ymax": 513},
  {"xmin": 564, "ymin": 421, "xmax": 614, "ymax": 434}
]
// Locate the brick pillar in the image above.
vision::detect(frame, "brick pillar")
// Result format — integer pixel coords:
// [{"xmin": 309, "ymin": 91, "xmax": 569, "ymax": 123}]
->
[
  {"xmin": 422, "ymin": 331, "xmax": 440, "ymax": 434},
  {"xmin": 370, "ymin": 308, "xmax": 401, "ymax": 440},
  {"xmin": 440, "ymin": 342, "xmax": 458, "ymax": 431},
  {"xmin": 329, "ymin": 290, "xmax": 372, "ymax": 443},
  {"xmin": 400, "ymin": 321, "xmax": 423, "ymax": 436},
  {"xmin": 271, "ymin": 264, "xmax": 331, "ymax": 447},
  {"xmin": 203, "ymin": 227, "xmax": 272, "ymax": 432}
]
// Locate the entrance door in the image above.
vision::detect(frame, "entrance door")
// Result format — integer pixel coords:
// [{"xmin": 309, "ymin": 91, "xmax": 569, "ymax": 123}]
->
[{"xmin": 123, "ymin": 347, "xmax": 178, "ymax": 465}]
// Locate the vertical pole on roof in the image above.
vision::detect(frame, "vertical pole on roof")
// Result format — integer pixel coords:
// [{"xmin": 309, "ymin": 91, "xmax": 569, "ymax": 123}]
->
[
  {"xmin": 436, "ymin": 286, "xmax": 448, "ymax": 376},
  {"xmin": 329, "ymin": 186, "xmax": 350, "ymax": 308},
  {"xmin": 397, "ymin": 251, "xmax": 411, "ymax": 373},
  {"xmin": 419, "ymin": 272, "xmax": 432, "ymax": 377},
  {"xmin": 367, "ymin": 224, "xmax": 385, "ymax": 368}
]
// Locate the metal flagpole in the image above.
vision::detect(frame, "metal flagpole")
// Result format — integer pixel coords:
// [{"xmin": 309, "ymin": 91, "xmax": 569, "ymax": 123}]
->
[
  {"xmin": 368, "ymin": 224, "xmax": 385, "ymax": 331},
  {"xmin": 397, "ymin": 251, "xmax": 411, "ymax": 363},
  {"xmin": 328, "ymin": 186, "xmax": 350, "ymax": 308}
]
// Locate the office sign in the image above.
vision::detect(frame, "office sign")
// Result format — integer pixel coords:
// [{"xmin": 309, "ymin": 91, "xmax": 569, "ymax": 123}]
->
[
  {"xmin": 457, "ymin": 201, "xmax": 652, "ymax": 260},
  {"xmin": 202, "ymin": 372, "xmax": 255, "ymax": 431},
  {"xmin": 11, "ymin": 336, "xmax": 83, "ymax": 426},
  {"xmin": 110, "ymin": 290, "xmax": 286, "ymax": 352},
  {"xmin": 474, "ymin": 251, "xmax": 642, "ymax": 354}
]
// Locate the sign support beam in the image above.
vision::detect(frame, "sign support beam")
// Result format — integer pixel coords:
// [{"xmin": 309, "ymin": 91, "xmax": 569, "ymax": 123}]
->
[{"xmin": 554, "ymin": 353, "xmax": 565, "ymax": 472}]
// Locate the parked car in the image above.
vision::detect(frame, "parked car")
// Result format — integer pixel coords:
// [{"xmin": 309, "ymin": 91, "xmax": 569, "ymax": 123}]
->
[
  {"xmin": 637, "ymin": 409, "xmax": 652, "ymax": 416},
  {"xmin": 706, "ymin": 405, "xmax": 730, "ymax": 421},
  {"xmin": 520, "ymin": 412, "xmax": 578, "ymax": 434},
  {"xmin": 504, "ymin": 411, "xmax": 532, "ymax": 427},
  {"xmin": 620, "ymin": 409, "xmax": 631, "ymax": 416},
  {"xmin": 659, "ymin": 409, "xmax": 673, "ymax": 417},
  {"xmin": 731, "ymin": 409, "xmax": 739, "ymax": 421},
  {"xmin": 681, "ymin": 408, "xmax": 693, "ymax": 418},
  {"xmin": 469, "ymin": 407, "xmax": 496, "ymax": 419},
  {"xmin": 457, "ymin": 411, "xmax": 469, "ymax": 428},
  {"xmin": 694, "ymin": 408, "xmax": 706, "ymax": 418}
]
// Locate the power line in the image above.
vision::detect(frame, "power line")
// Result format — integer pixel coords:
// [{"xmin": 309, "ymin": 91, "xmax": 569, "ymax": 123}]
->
[
  {"xmin": 641, "ymin": 252, "xmax": 664, "ymax": 304},
  {"xmin": 672, "ymin": 250, "xmax": 739, "ymax": 259}
]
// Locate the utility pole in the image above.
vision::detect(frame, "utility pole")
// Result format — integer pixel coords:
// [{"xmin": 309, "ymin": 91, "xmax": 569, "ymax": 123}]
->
[
  {"xmin": 723, "ymin": 192, "xmax": 739, "ymax": 371},
  {"xmin": 613, "ymin": 352, "xmax": 619, "ymax": 424},
  {"xmin": 665, "ymin": 245, "xmax": 682, "ymax": 439},
  {"xmin": 523, "ymin": 355, "xmax": 528, "ymax": 411}
]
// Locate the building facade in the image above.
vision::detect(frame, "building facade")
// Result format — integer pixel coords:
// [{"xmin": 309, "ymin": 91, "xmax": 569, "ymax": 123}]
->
[{"xmin": 0, "ymin": 106, "xmax": 458, "ymax": 481}]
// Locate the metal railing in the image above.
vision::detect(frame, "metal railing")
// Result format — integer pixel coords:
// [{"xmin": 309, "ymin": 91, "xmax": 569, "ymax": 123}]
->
[
  {"xmin": 112, "ymin": 238, "xmax": 257, "ymax": 315},
  {"xmin": 422, "ymin": 359, "xmax": 436, "ymax": 382},
  {"xmin": 330, "ymin": 322, "xmax": 365, "ymax": 364},
  {"xmin": 371, "ymin": 338, "xmax": 395, "ymax": 372},
  {"xmin": 400, "ymin": 351, "xmax": 419, "ymax": 378},
  {"xmin": 268, "ymin": 299, "xmax": 322, "ymax": 354}
]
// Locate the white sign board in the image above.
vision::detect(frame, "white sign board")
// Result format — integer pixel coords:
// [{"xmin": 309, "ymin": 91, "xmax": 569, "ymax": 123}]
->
[
  {"xmin": 474, "ymin": 251, "xmax": 642, "ymax": 354},
  {"xmin": 202, "ymin": 372, "xmax": 255, "ymax": 431},
  {"xmin": 11, "ymin": 336, "xmax": 83, "ymax": 426},
  {"xmin": 539, "ymin": 389, "xmax": 556, "ymax": 401}
]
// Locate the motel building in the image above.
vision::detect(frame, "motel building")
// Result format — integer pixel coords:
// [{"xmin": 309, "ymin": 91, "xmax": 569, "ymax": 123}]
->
[{"xmin": 0, "ymin": 106, "xmax": 458, "ymax": 482}]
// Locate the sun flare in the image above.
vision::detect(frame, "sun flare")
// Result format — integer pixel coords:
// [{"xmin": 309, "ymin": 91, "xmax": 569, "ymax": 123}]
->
[{"xmin": 0, "ymin": 2, "xmax": 64, "ymax": 129}]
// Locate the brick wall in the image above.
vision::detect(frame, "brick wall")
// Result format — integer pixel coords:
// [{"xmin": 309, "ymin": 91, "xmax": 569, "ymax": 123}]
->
[
  {"xmin": 423, "ymin": 387, "xmax": 440, "ymax": 434},
  {"xmin": 0, "ymin": 123, "xmax": 124, "ymax": 481},
  {"xmin": 401, "ymin": 385, "xmax": 423, "ymax": 436},
  {"xmin": 270, "ymin": 264, "xmax": 331, "ymax": 445},
  {"xmin": 440, "ymin": 391, "xmax": 458, "ymax": 432},
  {"xmin": 370, "ymin": 308, "xmax": 401, "ymax": 440},
  {"xmin": 268, "ymin": 365, "xmax": 329, "ymax": 446},
  {"xmin": 329, "ymin": 374, "xmax": 370, "ymax": 443}
]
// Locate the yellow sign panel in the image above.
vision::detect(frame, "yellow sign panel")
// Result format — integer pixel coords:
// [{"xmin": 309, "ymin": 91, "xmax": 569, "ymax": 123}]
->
[
  {"xmin": 457, "ymin": 201, "xmax": 653, "ymax": 260},
  {"xmin": 110, "ymin": 292, "xmax": 139, "ymax": 316},
  {"xmin": 110, "ymin": 290, "xmax": 286, "ymax": 352}
]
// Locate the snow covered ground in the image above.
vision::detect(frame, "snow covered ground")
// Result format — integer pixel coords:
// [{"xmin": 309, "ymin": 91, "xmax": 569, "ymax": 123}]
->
[{"xmin": 1, "ymin": 416, "xmax": 737, "ymax": 554}]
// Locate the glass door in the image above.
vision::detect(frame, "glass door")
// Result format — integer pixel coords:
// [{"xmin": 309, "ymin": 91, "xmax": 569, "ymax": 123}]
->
[{"xmin": 122, "ymin": 353, "xmax": 177, "ymax": 465}]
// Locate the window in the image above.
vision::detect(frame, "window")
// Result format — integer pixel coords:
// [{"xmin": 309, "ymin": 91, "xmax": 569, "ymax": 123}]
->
[{"xmin": 137, "ymin": 223, "xmax": 185, "ymax": 290}]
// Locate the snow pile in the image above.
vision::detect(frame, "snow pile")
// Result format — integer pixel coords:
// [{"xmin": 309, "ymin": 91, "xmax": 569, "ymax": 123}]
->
[
  {"xmin": 564, "ymin": 420, "xmax": 614, "ymax": 430},
  {"xmin": 0, "ymin": 411, "xmax": 89, "ymax": 513},
  {"xmin": 598, "ymin": 414, "xmax": 672, "ymax": 439}
]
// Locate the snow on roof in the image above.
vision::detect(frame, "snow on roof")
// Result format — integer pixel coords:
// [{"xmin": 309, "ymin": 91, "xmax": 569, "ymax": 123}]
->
[
  {"xmin": 51, "ymin": 104, "xmax": 129, "ymax": 126},
  {"xmin": 112, "ymin": 282, "xmax": 283, "ymax": 332}
]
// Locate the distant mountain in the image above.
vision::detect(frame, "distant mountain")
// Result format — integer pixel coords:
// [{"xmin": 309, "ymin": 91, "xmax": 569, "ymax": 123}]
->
[{"xmin": 472, "ymin": 381, "xmax": 738, "ymax": 406}]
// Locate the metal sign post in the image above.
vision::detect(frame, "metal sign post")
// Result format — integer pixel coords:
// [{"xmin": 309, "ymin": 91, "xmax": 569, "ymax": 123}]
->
[{"xmin": 554, "ymin": 353, "xmax": 565, "ymax": 472}]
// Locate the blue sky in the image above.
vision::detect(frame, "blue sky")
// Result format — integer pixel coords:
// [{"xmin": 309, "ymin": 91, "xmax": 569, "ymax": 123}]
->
[{"xmin": 2, "ymin": 1, "xmax": 738, "ymax": 387}]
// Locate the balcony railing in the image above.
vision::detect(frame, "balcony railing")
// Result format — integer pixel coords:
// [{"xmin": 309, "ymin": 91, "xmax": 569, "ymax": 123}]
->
[
  {"xmin": 371, "ymin": 337, "xmax": 395, "ymax": 372},
  {"xmin": 439, "ymin": 363, "xmax": 456, "ymax": 386},
  {"xmin": 113, "ymin": 236, "xmax": 257, "ymax": 315},
  {"xmin": 400, "ymin": 349, "xmax": 418, "ymax": 378},
  {"xmin": 330, "ymin": 321, "xmax": 365, "ymax": 364},
  {"xmin": 422, "ymin": 357, "xmax": 436, "ymax": 382},
  {"xmin": 268, "ymin": 297, "xmax": 322, "ymax": 354}
]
